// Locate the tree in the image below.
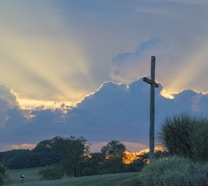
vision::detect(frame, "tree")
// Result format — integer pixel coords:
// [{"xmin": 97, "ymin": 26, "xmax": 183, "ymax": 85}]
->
[
  {"xmin": 101, "ymin": 140, "xmax": 126, "ymax": 157},
  {"xmin": 99, "ymin": 141, "xmax": 127, "ymax": 174},
  {"xmin": 33, "ymin": 139, "xmax": 64, "ymax": 166},
  {"xmin": 78, "ymin": 152, "xmax": 105, "ymax": 176},
  {"xmin": 53, "ymin": 136, "xmax": 88, "ymax": 177},
  {"xmin": 0, "ymin": 140, "xmax": 64, "ymax": 169}
]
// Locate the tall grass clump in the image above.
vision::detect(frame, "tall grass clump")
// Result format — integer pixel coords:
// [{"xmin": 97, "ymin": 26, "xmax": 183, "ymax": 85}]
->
[
  {"xmin": 159, "ymin": 113, "xmax": 208, "ymax": 162},
  {"xmin": 139, "ymin": 156, "xmax": 208, "ymax": 186},
  {"xmin": 159, "ymin": 114, "xmax": 192, "ymax": 158}
]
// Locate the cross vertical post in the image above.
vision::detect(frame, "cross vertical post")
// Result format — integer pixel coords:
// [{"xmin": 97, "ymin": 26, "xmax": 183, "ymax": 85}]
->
[{"xmin": 143, "ymin": 56, "xmax": 159, "ymax": 162}]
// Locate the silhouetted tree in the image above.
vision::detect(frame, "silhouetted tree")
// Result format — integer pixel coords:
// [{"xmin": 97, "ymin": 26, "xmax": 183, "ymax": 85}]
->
[
  {"xmin": 52, "ymin": 136, "xmax": 88, "ymax": 177},
  {"xmin": 101, "ymin": 140, "xmax": 126, "ymax": 157}
]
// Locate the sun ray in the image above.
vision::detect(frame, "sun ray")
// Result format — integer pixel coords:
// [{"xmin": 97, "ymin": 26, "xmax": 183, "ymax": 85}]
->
[{"xmin": 0, "ymin": 3, "xmax": 93, "ymax": 109}]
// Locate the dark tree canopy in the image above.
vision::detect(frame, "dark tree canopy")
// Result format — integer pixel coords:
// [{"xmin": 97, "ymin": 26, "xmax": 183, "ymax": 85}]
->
[
  {"xmin": 51, "ymin": 136, "xmax": 88, "ymax": 177},
  {"xmin": 101, "ymin": 140, "xmax": 126, "ymax": 156},
  {"xmin": 0, "ymin": 137, "xmax": 145, "ymax": 179},
  {"xmin": 0, "ymin": 164, "xmax": 5, "ymax": 185}
]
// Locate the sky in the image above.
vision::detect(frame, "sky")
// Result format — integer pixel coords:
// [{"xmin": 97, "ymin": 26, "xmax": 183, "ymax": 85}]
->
[{"xmin": 0, "ymin": 0, "xmax": 208, "ymax": 152}]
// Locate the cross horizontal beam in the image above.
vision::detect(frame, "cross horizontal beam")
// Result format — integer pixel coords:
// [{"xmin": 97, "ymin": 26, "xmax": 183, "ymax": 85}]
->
[{"xmin": 143, "ymin": 77, "xmax": 159, "ymax": 87}]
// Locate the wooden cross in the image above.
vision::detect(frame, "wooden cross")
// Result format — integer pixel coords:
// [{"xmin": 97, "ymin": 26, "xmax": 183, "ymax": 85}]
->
[{"xmin": 143, "ymin": 56, "xmax": 159, "ymax": 162}]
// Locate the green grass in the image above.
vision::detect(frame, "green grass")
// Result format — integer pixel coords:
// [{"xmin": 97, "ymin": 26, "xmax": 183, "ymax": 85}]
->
[
  {"xmin": 4, "ymin": 168, "xmax": 140, "ymax": 186},
  {"xmin": 5, "ymin": 167, "xmax": 42, "ymax": 185}
]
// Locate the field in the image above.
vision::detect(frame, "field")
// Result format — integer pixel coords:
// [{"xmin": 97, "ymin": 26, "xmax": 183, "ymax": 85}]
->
[{"xmin": 4, "ymin": 168, "xmax": 140, "ymax": 186}]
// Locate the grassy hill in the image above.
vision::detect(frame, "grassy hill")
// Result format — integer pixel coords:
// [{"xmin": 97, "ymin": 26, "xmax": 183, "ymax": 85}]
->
[{"xmin": 5, "ymin": 168, "xmax": 140, "ymax": 186}]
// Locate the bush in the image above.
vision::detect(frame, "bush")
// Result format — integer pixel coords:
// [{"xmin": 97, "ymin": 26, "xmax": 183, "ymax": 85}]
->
[
  {"xmin": 190, "ymin": 118, "xmax": 208, "ymax": 162},
  {"xmin": 0, "ymin": 163, "xmax": 6, "ymax": 185},
  {"xmin": 139, "ymin": 156, "xmax": 208, "ymax": 185},
  {"xmin": 39, "ymin": 164, "xmax": 65, "ymax": 180},
  {"xmin": 159, "ymin": 114, "xmax": 192, "ymax": 157},
  {"xmin": 160, "ymin": 114, "xmax": 208, "ymax": 162}
]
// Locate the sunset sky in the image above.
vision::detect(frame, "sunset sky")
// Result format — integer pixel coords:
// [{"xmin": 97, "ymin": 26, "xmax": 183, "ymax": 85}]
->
[
  {"xmin": 1, "ymin": 0, "xmax": 208, "ymax": 108},
  {"xmin": 0, "ymin": 0, "xmax": 208, "ymax": 152}
]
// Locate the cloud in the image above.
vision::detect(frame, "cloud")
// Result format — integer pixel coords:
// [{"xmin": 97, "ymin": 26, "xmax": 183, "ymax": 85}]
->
[
  {"xmin": 0, "ymin": 86, "xmax": 18, "ymax": 107},
  {"xmin": 110, "ymin": 34, "xmax": 208, "ymax": 97},
  {"xmin": 110, "ymin": 38, "xmax": 170, "ymax": 83},
  {"xmin": 0, "ymin": 85, "xmax": 19, "ymax": 128},
  {"xmin": 166, "ymin": 41, "xmax": 208, "ymax": 94},
  {"xmin": 0, "ymin": 1, "xmax": 93, "ymax": 106},
  {"xmin": 1, "ymin": 79, "xmax": 208, "ymax": 152},
  {"xmin": 1, "ymin": 0, "xmax": 208, "ymax": 152},
  {"xmin": 11, "ymin": 144, "xmax": 36, "ymax": 150},
  {"xmin": 1, "ymin": 0, "xmax": 208, "ymax": 108},
  {"xmin": 156, "ymin": 0, "xmax": 208, "ymax": 4}
]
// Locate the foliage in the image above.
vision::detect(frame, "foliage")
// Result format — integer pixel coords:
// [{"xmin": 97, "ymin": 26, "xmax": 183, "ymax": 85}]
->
[
  {"xmin": 0, "ymin": 149, "xmax": 30, "ymax": 169},
  {"xmin": 52, "ymin": 136, "xmax": 88, "ymax": 177},
  {"xmin": 189, "ymin": 118, "xmax": 208, "ymax": 162},
  {"xmin": 0, "ymin": 163, "xmax": 6, "ymax": 185},
  {"xmin": 0, "ymin": 142, "xmax": 63, "ymax": 169},
  {"xmin": 139, "ymin": 156, "xmax": 208, "ymax": 186},
  {"xmin": 159, "ymin": 113, "xmax": 208, "ymax": 162},
  {"xmin": 1, "ymin": 137, "xmax": 142, "ymax": 180},
  {"xmin": 77, "ymin": 151, "xmax": 144, "ymax": 177},
  {"xmin": 77, "ymin": 140, "xmax": 143, "ymax": 177},
  {"xmin": 77, "ymin": 152, "xmax": 105, "ymax": 176},
  {"xmin": 0, "ymin": 136, "xmax": 87, "ymax": 170},
  {"xmin": 101, "ymin": 156, "xmax": 126, "ymax": 174},
  {"xmin": 38, "ymin": 136, "xmax": 89, "ymax": 179},
  {"xmin": 99, "ymin": 141, "xmax": 140, "ymax": 174},
  {"xmin": 101, "ymin": 140, "xmax": 126, "ymax": 157},
  {"xmin": 39, "ymin": 164, "xmax": 65, "ymax": 180},
  {"xmin": 159, "ymin": 114, "xmax": 192, "ymax": 157}
]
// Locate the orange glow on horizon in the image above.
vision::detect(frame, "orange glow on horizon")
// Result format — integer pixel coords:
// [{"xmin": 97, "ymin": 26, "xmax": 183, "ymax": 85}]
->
[
  {"xmin": 122, "ymin": 146, "xmax": 165, "ymax": 164},
  {"xmin": 122, "ymin": 151, "xmax": 138, "ymax": 164},
  {"xmin": 11, "ymin": 143, "xmax": 36, "ymax": 150}
]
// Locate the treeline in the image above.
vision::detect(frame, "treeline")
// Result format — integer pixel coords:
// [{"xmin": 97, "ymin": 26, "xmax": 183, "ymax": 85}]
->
[
  {"xmin": 0, "ymin": 137, "xmax": 149, "ymax": 179},
  {"xmin": 0, "ymin": 139, "xmax": 64, "ymax": 169},
  {"xmin": 1, "ymin": 113, "xmax": 208, "ymax": 184}
]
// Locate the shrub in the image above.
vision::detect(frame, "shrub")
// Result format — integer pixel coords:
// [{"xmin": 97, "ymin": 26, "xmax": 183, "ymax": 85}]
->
[
  {"xmin": 139, "ymin": 156, "xmax": 208, "ymax": 185},
  {"xmin": 0, "ymin": 163, "xmax": 6, "ymax": 185},
  {"xmin": 159, "ymin": 114, "xmax": 208, "ymax": 162},
  {"xmin": 159, "ymin": 114, "xmax": 192, "ymax": 157},
  {"xmin": 190, "ymin": 118, "xmax": 208, "ymax": 162},
  {"xmin": 39, "ymin": 164, "xmax": 65, "ymax": 180}
]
